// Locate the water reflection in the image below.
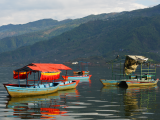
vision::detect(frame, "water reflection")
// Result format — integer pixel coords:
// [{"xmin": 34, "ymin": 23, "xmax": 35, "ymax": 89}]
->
[
  {"xmin": 124, "ymin": 85, "xmax": 158, "ymax": 116},
  {"xmin": 101, "ymin": 85, "xmax": 158, "ymax": 118},
  {"xmin": 6, "ymin": 88, "xmax": 79, "ymax": 119},
  {"xmin": 81, "ymin": 79, "xmax": 91, "ymax": 83}
]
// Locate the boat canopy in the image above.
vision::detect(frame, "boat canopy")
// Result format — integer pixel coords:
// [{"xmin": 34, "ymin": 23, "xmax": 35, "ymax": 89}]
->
[
  {"xmin": 124, "ymin": 55, "xmax": 148, "ymax": 75},
  {"xmin": 13, "ymin": 63, "xmax": 72, "ymax": 79},
  {"xmin": 28, "ymin": 66, "xmax": 60, "ymax": 72},
  {"xmin": 15, "ymin": 63, "xmax": 72, "ymax": 72}
]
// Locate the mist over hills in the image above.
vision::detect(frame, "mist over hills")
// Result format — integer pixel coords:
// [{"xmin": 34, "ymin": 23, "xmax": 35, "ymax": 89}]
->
[{"xmin": 1, "ymin": 4, "xmax": 160, "ymax": 65}]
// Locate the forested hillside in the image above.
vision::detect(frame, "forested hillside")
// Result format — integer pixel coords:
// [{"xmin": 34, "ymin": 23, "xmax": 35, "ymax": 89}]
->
[
  {"xmin": 1, "ymin": 4, "xmax": 160, "ymax": 65},
  {"xmin": 1, "ymin": 14, "xmax": 160, "ymax": 65},
  {"xmin": 1, "ymin": 4, "xmax": 160, "ymax": 54},
  {"xmin": 0, "ymin": 13, "xmax": 119, "ymax": 53}
]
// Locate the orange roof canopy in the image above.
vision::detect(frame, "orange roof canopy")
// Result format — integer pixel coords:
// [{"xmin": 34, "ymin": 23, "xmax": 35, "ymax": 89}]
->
[
  {"xmin": 27, "ymin": 66, "xmax": 60, "ymax": 72},
  {"xmin": 31, "ymin": 63, "xmax": 72, "ymax": 70},
  {"xmin": 15, "ymin": 63, "xmax": 72, "ymax": 72}
]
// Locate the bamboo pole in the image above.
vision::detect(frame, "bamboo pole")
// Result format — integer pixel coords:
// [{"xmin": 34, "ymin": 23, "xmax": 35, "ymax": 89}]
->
[{"xmin": 18, "ymin": 71, "xmax": 20, "ymax": 87}]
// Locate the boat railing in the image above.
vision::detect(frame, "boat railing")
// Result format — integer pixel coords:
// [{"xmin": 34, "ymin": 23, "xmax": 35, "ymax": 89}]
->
[
  {"xmin": 109, "ymin": 58, "xmax": 157, "ymax": 81},
  {"xmin": 112, "ymin": 73, "xmax": 156, "ymax": 81}
]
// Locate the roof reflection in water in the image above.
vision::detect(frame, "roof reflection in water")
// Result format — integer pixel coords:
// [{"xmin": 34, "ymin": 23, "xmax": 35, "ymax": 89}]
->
[{"xmin": 6, "ymin": 88, "xmax": 79, "ymax": 119}]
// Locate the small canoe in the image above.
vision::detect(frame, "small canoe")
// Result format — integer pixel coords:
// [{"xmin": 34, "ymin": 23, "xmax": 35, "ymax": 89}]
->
[{"xmin": 62, "ymin": 75, "xmax": 92, "ymax": 80}]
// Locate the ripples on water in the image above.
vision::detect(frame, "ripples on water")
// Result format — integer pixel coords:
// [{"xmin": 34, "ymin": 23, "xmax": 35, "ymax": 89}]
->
[{"xmin": 0, "ymin": 66, "xmax": 160, "ymax": 120}]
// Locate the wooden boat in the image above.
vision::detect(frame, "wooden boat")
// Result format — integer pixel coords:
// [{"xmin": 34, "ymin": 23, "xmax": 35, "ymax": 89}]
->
[
  {"xmin": 62, "ymin": 75, "xmax": 92, "ymax": 80},
  {"xmin": 4, "ymin": 83, "xmax": 59, "ymax": 97},
  {"xmin": 4, "ymin": 80, "xmax": 80, "ymax": 97},
  {"xmin": 100, "ymin": 55, "xmax": 159, "ymax": 87},
  {"xmin": 72, "ymin": 61, "xmax": 90, "ymax": 74},
  {"xmin": 100, "ymin": 79, "xmax": 122, "ymax": 86},
  {"xmin": 3, "ymin": 63, "xmax": 80, "ymax": 97},
  {"xmin": 57, "ymin": 80, "xmax": 80, "ymax": 90},
  {"xmin": 100, "ymin": 79, "xmax": 158, "ymax": 87}
]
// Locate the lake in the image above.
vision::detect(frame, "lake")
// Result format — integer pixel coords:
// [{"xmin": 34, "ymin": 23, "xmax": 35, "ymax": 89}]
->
[{"xmin": 0, "ymin": 66, "xmax": 160, "ymax": 120}]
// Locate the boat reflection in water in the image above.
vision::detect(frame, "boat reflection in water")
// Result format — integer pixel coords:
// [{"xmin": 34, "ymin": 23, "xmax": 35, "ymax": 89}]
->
[
  {"xmin": 79, "ymin": 79, "xmax": 91, "ymax": 84},
  {"xmin": 101, "ymin": 85, "xmax": 158, "ymax": 117},
  {"xmin": 77, "ymin": 79, "xmax": 92, "ymax": 88},
  {"xmin": 124, "ymin": 85, "xmax": 158, "ymax": 116},
  {"xmin": 6, "ymin": 88, "xmax": 79, "ymax": 119}
]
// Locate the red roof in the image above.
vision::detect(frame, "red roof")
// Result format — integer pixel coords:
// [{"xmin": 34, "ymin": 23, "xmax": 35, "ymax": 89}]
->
[
  {"xmin": 31, "ymin": 63, "xmax": 72, "ymax": 70},
  {"xmin": 27, "ymin": 66, "xmax": 60, "ymax": 72},
  {"xmin": 15, "ymin": 63, "xmax": 72, "ymax": 72}
]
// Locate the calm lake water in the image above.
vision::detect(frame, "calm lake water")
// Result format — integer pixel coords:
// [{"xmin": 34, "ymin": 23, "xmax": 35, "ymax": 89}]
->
[{"xmin": 0, "ymin": 66, "xmax": 160, "ymax": 120}]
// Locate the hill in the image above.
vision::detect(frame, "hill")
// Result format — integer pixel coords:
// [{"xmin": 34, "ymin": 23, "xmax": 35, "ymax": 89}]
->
[
  {"xmin": 1, "ymin": 15, "xmax": 160, "ymax": 65},
  {"xmin": 1, "ymin": 4, "xmax": 160, "ymax": 54},
  {"xmin": 0, "ymin": 13, "xmax": 119, "ymax": 53},
  {"xmin": 1, "ymin": 4, "xmax": 160, "ymax": 65}
]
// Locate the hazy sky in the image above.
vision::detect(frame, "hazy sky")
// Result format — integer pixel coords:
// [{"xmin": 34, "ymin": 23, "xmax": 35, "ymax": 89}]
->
[{"xmin": 0, "ymin": 0, "xmax": 159, "ymax": 26}]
